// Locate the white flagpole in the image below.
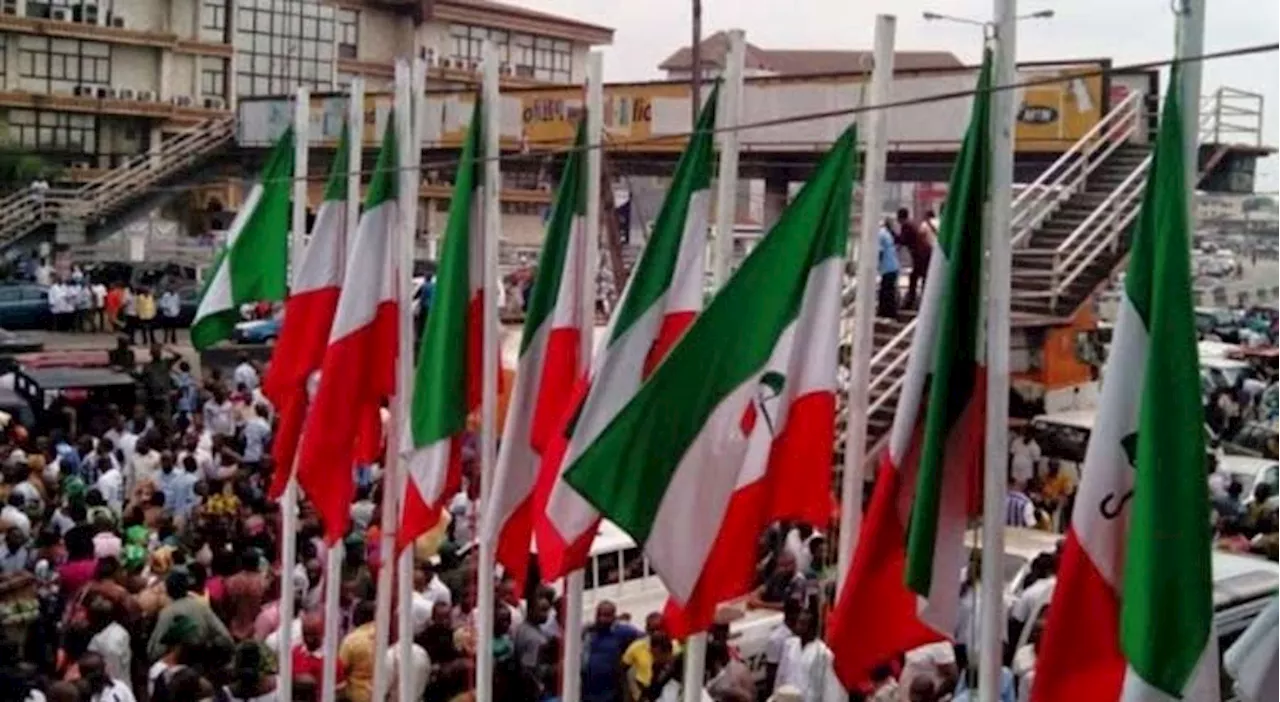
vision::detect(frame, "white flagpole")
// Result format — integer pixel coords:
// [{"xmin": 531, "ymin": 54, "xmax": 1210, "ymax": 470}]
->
[
  {"xmin": 979, "ymin": 1, "xmax": 1017, "ymax": 700},
  {"xmin": 320, "ymin": 75, "xmax": 362, "ymax": 702},
  {"xmin": 476, "ymin": 40, "xmax": 502, "ymax": 702},
  {"xmin": 562, "ymin": 49, "xmax": 604, "ymax": 702},
  {"xmin": 370, "ymin": 64, "xmax": 401, "ymax": 702},
  {"xmin": 681, "ymin": 28, "xmax": 743, "ymax": 702},
  {"xmin": 393, "ymin": 57, "xmax": 422, "ymax": 702},
  {"xmin": 837, "ymin": 15, "xmax": 895, "ymax": 591},
  {"xmin": 1175, "ymin": 0, "xmax": 1205, "ymax": 215},
  {"xmin": 278, "ymin": 83, "xmax": 310, "ymax": 702},
  {"xmin": 709, "ymin": 29, "xmax": 744, "ymax": 288}
]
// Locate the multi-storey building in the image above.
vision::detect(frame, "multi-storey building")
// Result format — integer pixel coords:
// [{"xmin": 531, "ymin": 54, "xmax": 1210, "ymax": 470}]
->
[{"xmin": 0, "ymin": 0, "xmax": 611, "ymax": 172}]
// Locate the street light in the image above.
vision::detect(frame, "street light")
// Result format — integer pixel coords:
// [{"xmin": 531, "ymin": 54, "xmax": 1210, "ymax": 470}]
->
[{"xmin": 922, "ymin": 8, "xmax": 1054, "ymax": 37}]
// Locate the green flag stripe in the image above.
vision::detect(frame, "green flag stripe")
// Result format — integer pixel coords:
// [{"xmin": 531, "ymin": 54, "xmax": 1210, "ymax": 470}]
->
[
  {"xmin": 191, "ymin": 126, "xmax": 294, "ymax": 350},
  {"xmin": 410, "ymin": 97, "xmax": 482, "ymax": 446},
  {"xmin": 608, "ymin": 85, "xmax": 718, "ymax": 343},
  {"xmin": 364, "ymin": 115, "xmax": 398, "ymax": 209},
  {"xmin": 564, "ymin": 125, "xmax": 856, "ymax": 542},
  {"xmin": 904, "ymin": 52, "xmax": 992, "ymax": 596},
  {"xmin": 322, "ymin": 123, "xmax": 351, "ymax": 202},
  {"xmin": 1119, "ymin": 68, "xmax": 1213, "ymax": 697},
  {"xmin": 520, "ymin": 119, "xmax": 587, "ymax": 356}
]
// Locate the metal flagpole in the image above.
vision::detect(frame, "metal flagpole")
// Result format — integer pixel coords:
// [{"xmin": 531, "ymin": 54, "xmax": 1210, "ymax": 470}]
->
[
  {"xmin": 1175, "ymin": 0, "xmax": 1205, "ymax": 216},
  {"xmin": 837, "ymin": 15, "xmax": 896, "ymax": 591},
  {"xmin": 476, "ymin": 40, "xmax": 502, "ymax": 702},
  {"xmin": 371, "ymin": 66, "xmax": 402, "ymax": 702},
  {"xmin": 979, "ymin": 1, "xmax": 1017, "ymax": 700},
  {"xmin": 680, "ymin": 28, "xmax": 744, "ymax": 702},
  {"xmin": 320, "ymin": 75, "xmax": 363, "ymax": 702},
  {"xmin": 393, "ymin": 57, "xmax": 423, "ymax": 702},
  {"xmin": 562, "ymin": 50, "xmax": 604, "ymax": 702},
  {"xmin": 710, "ymin": 30, "xmax": 744, "ymax": 296},
  {"xmin": 279, "ymin": 83, "xmax": 310, "ymax": 702}
]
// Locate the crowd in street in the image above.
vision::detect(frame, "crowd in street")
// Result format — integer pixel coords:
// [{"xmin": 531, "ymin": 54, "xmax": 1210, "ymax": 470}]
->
[{"xmin": 0, "ymin": 337, "xmax": 884, "ymax": 702}]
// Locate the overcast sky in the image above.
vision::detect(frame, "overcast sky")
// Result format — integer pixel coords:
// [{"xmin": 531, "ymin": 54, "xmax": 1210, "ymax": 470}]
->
[{"xmin": 514, "ymin": 0, "xmax": 1279, "ymax": 191}]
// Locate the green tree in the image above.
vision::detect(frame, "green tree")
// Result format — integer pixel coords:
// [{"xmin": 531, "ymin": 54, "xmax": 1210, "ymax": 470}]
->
[{"xmin": 0, "ymin": 147, "xmax": 56, "ymax": 194}]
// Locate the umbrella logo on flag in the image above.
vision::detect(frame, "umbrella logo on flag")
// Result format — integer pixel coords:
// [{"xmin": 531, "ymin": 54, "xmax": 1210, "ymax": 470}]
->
[
  {"xmin": 740, "ymin": 371, "xmax": 786, "ymax": 438},
  {"xmin": 1100, "ymin": 431, "xmax": 1138, "ymax": 520}
]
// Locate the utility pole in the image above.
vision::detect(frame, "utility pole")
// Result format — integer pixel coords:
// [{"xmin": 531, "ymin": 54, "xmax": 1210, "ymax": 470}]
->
[{"xmin": 690, "ymin": 0, "xmax": 702, "ymax": 127}]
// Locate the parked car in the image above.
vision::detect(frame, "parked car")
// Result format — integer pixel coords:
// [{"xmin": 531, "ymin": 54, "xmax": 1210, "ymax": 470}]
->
[
  {"xmin": 1217, "ymin": 455, "xmax": 1280, "ymax": 505},
  {"xmin": 1196, "ymin": 306, "xmax": 1242, "ymax": 343},
  {"xmin": 1222, "ymin": 421, "xmax": 1280, "ymax": 460},
  {"xmin": 232, "ymin": 312, "xmax": 282, "ymax": 344},
  {"xmin": 0, "ymin": 284, "xmax": 50, "ymax": 330},
  {"xmin": 0, "ymin": 328, "xmax": 43, "ymax": 355}
]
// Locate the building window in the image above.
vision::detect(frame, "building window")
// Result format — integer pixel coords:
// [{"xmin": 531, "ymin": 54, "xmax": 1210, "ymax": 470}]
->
[
  {"xmin": 234, "ymin": 0, "xmax": 334, "ymax": 97},
  {"xmin": 25, "ymin": 0, "xmax": 100, "ymax": 23},
  {"xmin": 6, "ymin": 109, "xmax": 96, "ymax": 153},
  {"xmin": 201, "ymin": 60, "xmax": 227, "ymax": 98},
  {"xmin": 448, "ymin": 24, "xmax": 570, "ymax": 82},
  {"xmin": 201, "ymin": 0, "xmax": 228, "ymax": 42},
  {"xmin": 337, "ymin": 9, "xmax": 358, "ymax": 60},
  {"xmin": 18, "ymin": 37, "xmax": 110, "ymax": 94}
]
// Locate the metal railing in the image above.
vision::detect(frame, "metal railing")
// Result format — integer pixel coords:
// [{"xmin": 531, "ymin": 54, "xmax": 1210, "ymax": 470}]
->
[
  {"xmin": 0, "ymin": 114, "xmax": 236, "ymax": 249},
  {"xmin": 1200, "ymin": 87, "xmax": 1264, "ymax": 148},
  {"xmin": 1045, "ymin": 154, "xmax": 1152, "ymax": 310},
  {"xmin": 847, "ymin": 90, "xmax": 1149, "ymax": 463},
  {"xmin": 1008, "ymin": 89, "xmax": 1145, "ymax": 248}
]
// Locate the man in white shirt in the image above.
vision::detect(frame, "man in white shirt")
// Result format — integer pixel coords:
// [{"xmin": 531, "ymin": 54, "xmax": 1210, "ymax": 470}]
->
[
  {"xmin": 449, "ymin": 481, "xmax": 478, "ymax": 545},
  {"xmin": 34, "ymin": 260, "xmax": 52, "ymax": 286},
  {"xmin": 96, "ymin": 461, "xmax": 126, "ymax": 513},
  {"xmin": 899, "ymin": 641, "xmax": 960, "ymax": 702},
  {"xmin": 764, "ymin": 599, "xmax": 802, "ymax": 692},
  {"xmin": 129, "ymin": 436, "xmax": 161, "ymax": 494},
  {"xmin": 80, "ymin": 650, "xmax": 138, "ymax": 702},
  {"xmin": 241, "ymin": 403, "xmax": 272, "ymax": 467},
  {"xmin": 1009, "ymin": 430, "xmax": 1041, "ymax": 488},
  {"xmin": 234, "ymin": 354, "xmax": 260, "ymax": 390},
  {"xmin": 203, "ymin": 388, "xmax": 236, "ymax": 437},
  {"xmin": 91, "ymin": 279, "xmax": 108, "ymax": 332},
  {"xmin": 773, "ymin": 609, "xmax": 843, "ymax": 702},
  {"xmin": 47, "ymin": 279, "xmax": 66, "ymax": 331},
  {"xmin": 410, "ymin": 562, "xmax": 453, "ymax": 634},
  {"xmin": 385, "ymin": 634, "xmax": 431, "ymax": 702},
  {"xmin": 1, "ymin": 494, "xmax": 32, "ymax": 538},
  {"xmin": 1010, "ymin": 554, "xmax": 1057, "ymax": 633},
  {"xmin": 87, "ymin": 598, "xmax": 133, "ymax": 692}
]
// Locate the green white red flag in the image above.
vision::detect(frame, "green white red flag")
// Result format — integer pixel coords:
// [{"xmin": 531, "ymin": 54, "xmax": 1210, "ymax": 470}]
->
[
  {"xmin": 480, "ymin": 120, "xmax": 589, "ymax": 587},
  {"xmin": 295, "ymin": 118, "xmax": 401, "ymax": 544},
  {"xmin": 534, "ymin": 87, "xmax": 719, "ymax": 581},
  {"xmin": 265, "ymin": 123, "xmax": 349, "ymax": 498},
  {"xmin": 562, "ymin": 124, "xmax": 855, "ymax": 636},
  {"xmin": 191, "ymin": 127, "xmax": 293, "ymax": 350},
  {"xmin": 400, "ymin": 98, "xmax": 488, "ymax": 551},
  {"xmin": 828, "ymin": 52, "xmax": 992, "ymax": 687},
  {"xmin": 1032, "ymin": 68, "xmax": 1217, "ymax": 702}
]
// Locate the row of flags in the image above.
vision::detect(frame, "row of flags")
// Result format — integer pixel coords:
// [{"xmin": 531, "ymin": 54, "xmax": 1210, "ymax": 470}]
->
[{"xmin": 189, "ymin": 52, "xmax": 1224, "ymax": 700}]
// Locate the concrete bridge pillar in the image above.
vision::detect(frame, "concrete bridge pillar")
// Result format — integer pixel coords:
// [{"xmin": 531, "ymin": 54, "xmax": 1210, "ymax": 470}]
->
[{"xmin": 763, "ymin": 175, "xmax": 788, "ymax": 230}]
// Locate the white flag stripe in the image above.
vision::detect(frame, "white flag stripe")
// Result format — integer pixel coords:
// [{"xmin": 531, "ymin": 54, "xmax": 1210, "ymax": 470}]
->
[
  {"xmin": 544, "ymin": 188, "xmax": 711, "ymax": 547},
  {"xmin": 645, "ymin": 257, "xmax": 841, "ymax": 603},
  {"xmin": 293, "ymin": 201, "xmax": 345, "ymax": 293},
  {"xmin": 327, "ymin": 202, "xmax": 398, "ymax": 341},
  {"xmin": 194, "ymin": 184, "xmax": 264, "ymax": 324},
  {"xmin": 886, "ymin": 240, "xmax": 946, "ymax": 465}
]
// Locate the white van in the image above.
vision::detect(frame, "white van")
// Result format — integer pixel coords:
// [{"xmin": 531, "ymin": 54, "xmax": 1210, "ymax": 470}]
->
[
  {"xmin": 966, "ymin": 527, "xmax": 1280, "ymax": 699},
  {"xmin": 572, "ymin": 520, "xmax": 784, "ymax": 677}
]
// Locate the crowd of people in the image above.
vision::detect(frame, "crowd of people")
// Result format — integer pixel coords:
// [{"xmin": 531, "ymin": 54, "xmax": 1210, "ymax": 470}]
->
[{"xmin": 0, "ymin": 336, "xmax": 880, "ymax": 702}]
